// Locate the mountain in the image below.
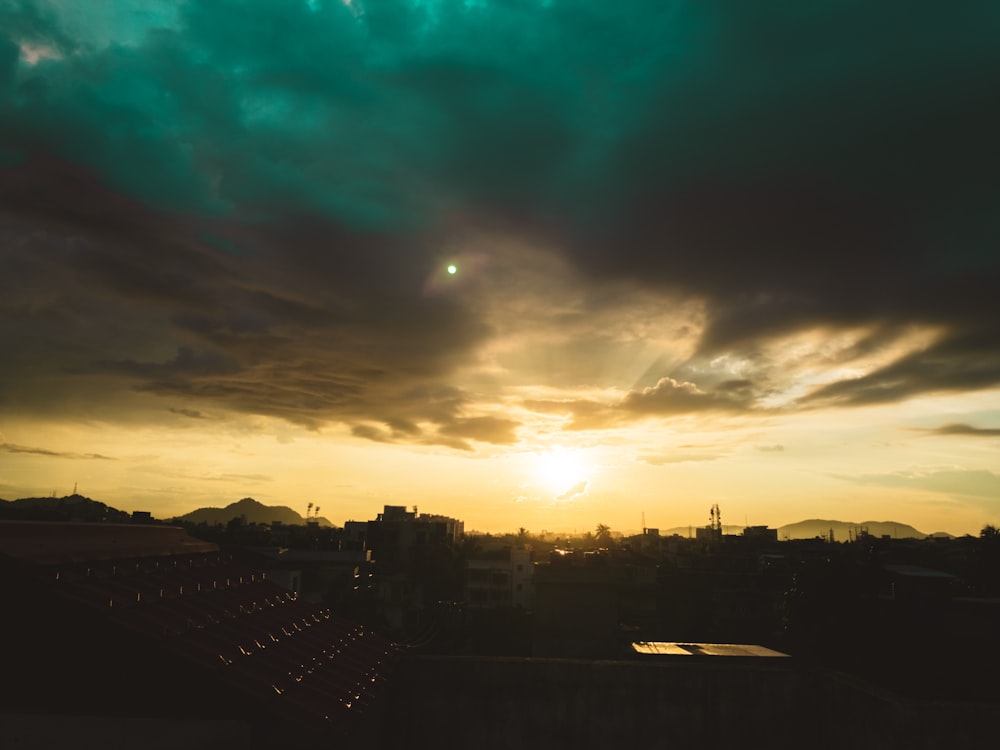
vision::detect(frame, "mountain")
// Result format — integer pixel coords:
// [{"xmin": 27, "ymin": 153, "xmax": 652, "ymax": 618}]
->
[
  {"xmin": 173, "ymin": 497, "xmax": 332, "ymax": 527},
  {"xmin": 776, "ymin": 519, "xmax": 927, "ymax": 541},
  {"xmin": 657, "ymin": 519, "xmax": 930, "ymax": 540},
  {"xmin": 0, "ymin": 494, "xmax": 133, "ymax": 523}
]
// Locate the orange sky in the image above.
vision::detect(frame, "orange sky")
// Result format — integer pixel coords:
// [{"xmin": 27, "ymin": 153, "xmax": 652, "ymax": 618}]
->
[{"xmin": 2, "ymin": 2, "xmax": 999, "ymax": 536}]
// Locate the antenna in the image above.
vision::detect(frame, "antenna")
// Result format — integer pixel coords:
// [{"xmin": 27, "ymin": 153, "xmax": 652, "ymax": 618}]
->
[
  {"xmin": 642, "ymin": 511, "xmax": 646, "ymax": 534},
  {"xmin": 73, "ymin": 481, "xmax": 77, "ymax": 495}
]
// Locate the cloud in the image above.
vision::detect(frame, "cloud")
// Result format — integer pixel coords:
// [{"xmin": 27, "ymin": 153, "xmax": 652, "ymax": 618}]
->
[
  {"xmin": 529, "ymin": 376, "xmax": 759, "ymax": 429},
  {"xmin": 924, "ymin": 423, "xmax": 1000, "ymax": 438},
  {"xmin": 755, "ymin": 444, "xmax": 784, "ymax": 453},
  {"xmin": 350, "ymin": 424, "xmax": 394, "ymax": 444},
  {"xmin": 639, "ymin": 453, "xmax": 722, "ymax": 466},
  {"xmin": 842, "ymin": 468, "xmax": 1000, "ymax": 499},
  {"xmin": 622, "ymin": 377, "xmax": 756, "ymax": 416},
  {"xmin": 556, "ymin": 480, "xmax": 589, "ymax": 503},
  {"xmin": 350, "ymin": 413, "xmax": 520, "ymax": 451},
  {"xmin": 134, "ymin": 464, "xmax": 272, "ymax": 484},
  {"xmin": 0, "ymin": 441, "xmax": 116, "ymax": 460},
  {"xmin": 1, "ymin": 0, "xmax": 999, "ymax": 447},
  {"xmin": 801, "ymin": 331, "xmax": 1000, "ymax": 408},
  {"xmin": 168, "ymin": 407, "xmax": 212, "ymax": 420},
  {"xmin": 437, "ymin": 416, "xmax": 520, "ymax": 446}
]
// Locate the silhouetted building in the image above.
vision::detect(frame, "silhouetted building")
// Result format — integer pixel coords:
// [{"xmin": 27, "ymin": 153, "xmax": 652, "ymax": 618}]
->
[
  {"xmin": 0, "ymin": 521, "xmax": 399, "ymax": 748},
  {"xmin": 882, "ymin": 563, "xmax": 958, "ymax": 601},
  {"xmin": 362, "ymin": 505, "xmax": 464, "ymax": 567},
  {"xmin": 378, "ymin": 648, "xmax": 994, "ymax": 750},
  {"xmin": 533, "ymin": 551, "xmax": 657, "ymax": 658},
  {"xmin": 742, "ymin": 525, "xmax": 778, "ymax": 543}
]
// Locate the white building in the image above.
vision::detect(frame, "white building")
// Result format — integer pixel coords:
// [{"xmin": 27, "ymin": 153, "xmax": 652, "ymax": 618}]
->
[{"xmin": 465, "ymin": 547, "xmax": 534, "ymax": 610}]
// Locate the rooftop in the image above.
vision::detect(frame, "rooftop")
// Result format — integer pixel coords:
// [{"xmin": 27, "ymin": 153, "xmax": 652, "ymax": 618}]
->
[{"xmin": 631, "ymin": 641, "xmax": 790, "ymax": 658}]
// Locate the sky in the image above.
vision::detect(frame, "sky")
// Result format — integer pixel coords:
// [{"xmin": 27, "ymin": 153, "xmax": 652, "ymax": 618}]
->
[{"xmin": 1, "ymin": 0, "xmax": 999, "ymax": 535}]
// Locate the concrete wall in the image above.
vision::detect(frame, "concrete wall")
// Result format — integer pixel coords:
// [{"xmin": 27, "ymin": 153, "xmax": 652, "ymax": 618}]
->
[
  {"xmin": 0, "ymin": 714, "xmax": 253, "ymax": 750},
  {"xmin": 381, "ymin": 656, "xmax": 996, "ymax": 750}
]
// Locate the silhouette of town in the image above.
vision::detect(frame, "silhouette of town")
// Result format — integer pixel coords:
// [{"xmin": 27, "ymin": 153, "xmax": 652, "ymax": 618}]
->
[{"xmin": 1, "ymin": 493, "xmax": 997, "ymax": 748}]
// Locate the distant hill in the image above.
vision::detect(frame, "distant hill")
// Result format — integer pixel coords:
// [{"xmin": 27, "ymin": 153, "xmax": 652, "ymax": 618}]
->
[
  {"xmin": 173, "ymin": 497, "xmax": 332, "ymax": 527},
  {"xmin": 776, "ymin": 519, "xmax": 927, "ymax": 541},
  {"xmin": 657, "ymin": 519, "xmax": 932, "ymax": 541},
  {"xmin": 927, "ymin": 531, "xmax": 956, "ymax": 539},
  {"xmin": 0, "ymin": 494, "xmax": 133, "ymax": 523}
]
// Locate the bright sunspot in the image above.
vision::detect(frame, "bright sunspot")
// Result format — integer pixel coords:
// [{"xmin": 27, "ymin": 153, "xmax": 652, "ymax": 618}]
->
[{"xmin": 531, "ymin": 446, "xmax": 590, "ymax": 496}]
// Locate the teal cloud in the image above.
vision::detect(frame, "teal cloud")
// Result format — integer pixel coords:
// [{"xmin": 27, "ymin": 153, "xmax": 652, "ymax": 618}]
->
[{"xmin": 1, "ymin": 1, "xmax": 999, "ymax": 437}]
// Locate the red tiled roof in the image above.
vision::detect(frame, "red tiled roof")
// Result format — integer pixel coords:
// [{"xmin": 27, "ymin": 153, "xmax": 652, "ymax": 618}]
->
[
  {"xmin": 0, "ymin": 520, "xmax": 217, "ymax": 563},
  {"xmin": 0, "ymin": 522, "xmax": 399, "ymax": 735}
]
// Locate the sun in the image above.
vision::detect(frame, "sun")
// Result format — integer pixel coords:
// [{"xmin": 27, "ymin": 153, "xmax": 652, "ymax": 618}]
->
[
  {"xmin": 447, "ymin": 264, "xmax": 457, "ymax": 275},
  {"xmin": 531, "ymin": 446, "xmax": 589, "ymax": 495}
]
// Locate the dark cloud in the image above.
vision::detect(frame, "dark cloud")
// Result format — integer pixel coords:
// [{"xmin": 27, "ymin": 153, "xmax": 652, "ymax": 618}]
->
[
  {"xmin": 0, "ymin": 158, "xmax": 491, "ymax": 430},
  {"xmin": 2, "ymin": 0, "xmax": 999, "ymax": 444},
  {"xmin": 801, "ymin": 330, "xmax": 1000, "ymax": 407},
  {"xmin": 567, "ymin": 3, "xmax": 1000, "ymax": 396},
  {"xmin": 168, "ymin": 407, "xmax": 212, "ymax": 420},
  {"xmin": 351, "ymin": 413, "xmax": 520, "ymax": 451},
  {"xmin": 350, "ymin": 424, "xmax": 393, "ymax": 444}
]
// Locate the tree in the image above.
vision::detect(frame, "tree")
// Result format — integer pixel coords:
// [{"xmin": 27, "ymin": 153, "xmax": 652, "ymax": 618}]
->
[
  {"xmin": 974, "ymin": 524, "xmax": 1000, "ymax": 595},
  {"xmin": 595, "ymin": 523, "xmax": 613, "ymax": 546}
]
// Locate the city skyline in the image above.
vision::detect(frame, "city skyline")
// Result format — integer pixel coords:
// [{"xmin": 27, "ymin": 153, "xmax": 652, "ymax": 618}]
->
[{"xmin": 2, "ymin": 2, "xmax": 999, "ymax": 536}]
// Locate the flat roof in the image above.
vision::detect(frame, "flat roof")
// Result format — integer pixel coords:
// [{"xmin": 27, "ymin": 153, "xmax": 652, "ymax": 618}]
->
[
  {"xmin": 632, "ymin": 641, "xmax": 790, "ymax": 658},
  {"xmin": 883, "ymin": 564, "xmax": 957, "ymax": 579}
]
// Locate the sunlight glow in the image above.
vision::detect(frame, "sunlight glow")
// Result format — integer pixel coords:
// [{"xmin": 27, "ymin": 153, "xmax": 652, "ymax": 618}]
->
[{"xmin": 531, "ymin": 446, "xmax": 590, "ymax": 496}]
